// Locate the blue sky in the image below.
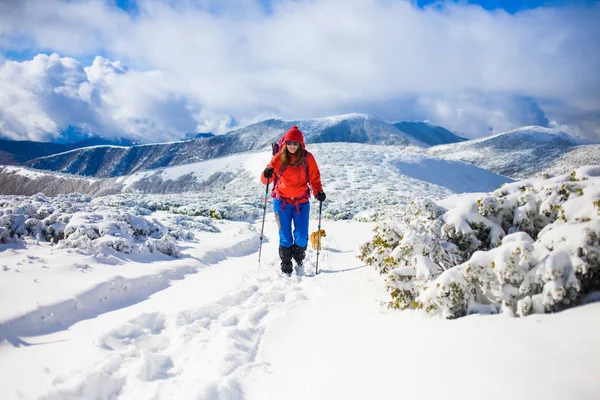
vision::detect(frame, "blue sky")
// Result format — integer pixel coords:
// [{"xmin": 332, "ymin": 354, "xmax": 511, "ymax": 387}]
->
[
  {"xmin": 0, "ymin": 0, "xmax": 599, "ymax": 143},
  {"xmin": 415, "ymin": 0, "xmax": 598, "ymax": 13},
  {"xmin": 115, "ymin": 0, "xmax": 139, "ymax": 15},
  {"xmin": 111, "ymin": 0, "xmax": 600, "ymax": 15}
]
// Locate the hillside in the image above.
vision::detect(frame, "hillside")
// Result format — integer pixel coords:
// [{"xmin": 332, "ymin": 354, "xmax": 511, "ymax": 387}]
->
[
  {"xmin": 393, "ymin": 121, "xmax": 467, "ymax": 145},
  {"xmin": 0, "ymin": 137, "xmax": 135, "ymax": 164},
  {"xmin": 425, "ymin": 126, "xmax": 598, "ymax": 179}
]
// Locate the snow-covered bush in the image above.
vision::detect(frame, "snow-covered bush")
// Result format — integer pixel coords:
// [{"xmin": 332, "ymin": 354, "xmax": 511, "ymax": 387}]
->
[
  {"xmin": 146, "ymin": 235, "xmax": 181, "ymax": 257},
  {"xmin": 359, "ymin": 166, "xmax": 600, "ymax": 318},
  {"xmin": 94, "ymin": 192, "xmax": 263, "ymax": 222},
  {"xmin": 0, "ymin": 192, "xmax": 216, "ymax": 257},
  {"xmin": 0, "ymin": 193, "xmax": 84, "ymax": 243},
  {"xmin": 57, "ymin": 209, "xmax": 188, "ymax": 257}
]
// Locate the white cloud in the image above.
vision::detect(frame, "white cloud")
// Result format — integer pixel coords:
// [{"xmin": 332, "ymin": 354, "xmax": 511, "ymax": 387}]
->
[
  {"xmin": 0, "ymin": 54, "xmax": 199, "ymax": 142},
  {"xmin": 0, "ymin": 54, "xmax": 92, "ymax": 141},
  {"xmin": 0, "ymin": 0, "xmax": 599, "ymax": 141},
  {"xmin": 414, "ymin": 93, "xmax": 551, "ymax": 138}
]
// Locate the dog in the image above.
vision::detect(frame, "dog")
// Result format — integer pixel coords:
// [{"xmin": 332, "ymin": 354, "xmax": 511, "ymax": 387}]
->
[{"xmin": 309, "ymin": 229, "xmax": 326, "ymax": 251}]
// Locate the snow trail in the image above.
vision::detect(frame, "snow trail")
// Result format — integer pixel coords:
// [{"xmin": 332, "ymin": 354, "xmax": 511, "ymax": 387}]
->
[
  {"xmin": 43, "ymin": 266, "xmax": 308, "ymax": 399},
  {"xmin": 1, "ymin": 214, "xmax": 350, "ymax": 399}
]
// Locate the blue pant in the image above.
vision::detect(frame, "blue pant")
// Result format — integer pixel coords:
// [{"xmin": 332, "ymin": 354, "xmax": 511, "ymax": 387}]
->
[{"xmin": 274, "ymin": 199, "xmax": 310, "ymax": 248}]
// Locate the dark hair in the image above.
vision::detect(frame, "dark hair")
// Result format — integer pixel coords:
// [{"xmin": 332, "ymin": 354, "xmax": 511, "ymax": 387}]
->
[{"xmin": 281, "ymin": 145, "xmax": 305, "ymax": 166}]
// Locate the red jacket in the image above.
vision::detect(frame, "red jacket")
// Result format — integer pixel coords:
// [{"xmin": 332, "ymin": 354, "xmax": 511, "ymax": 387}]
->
[{"xmin": 261, "ymin": 151, "xmax": 323, "ymax": 202}]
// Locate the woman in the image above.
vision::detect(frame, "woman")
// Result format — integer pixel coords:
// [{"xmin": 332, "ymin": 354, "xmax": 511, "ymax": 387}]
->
[{"xmin": 261, "ymin": 125, "xmax": 326, "ymax": 274}]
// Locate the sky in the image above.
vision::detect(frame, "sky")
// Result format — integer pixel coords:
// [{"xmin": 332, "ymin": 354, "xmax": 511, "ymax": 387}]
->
[{"xmin": 0, "ymin": 0, "xmax": 599, "ymax": 143}]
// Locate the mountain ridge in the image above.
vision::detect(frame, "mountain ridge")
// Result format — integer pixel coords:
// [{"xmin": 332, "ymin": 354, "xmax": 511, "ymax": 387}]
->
[
  {"xmin": 23, "ymin": 115, "xmax": 440, "ymax": 177},
  {"xmin": 0, "ymin": 136, "xmax": 136, "ymax": 164},
  {"xmin": 425, "ymin": 125, "xmax": 599, "ymax": 179}
]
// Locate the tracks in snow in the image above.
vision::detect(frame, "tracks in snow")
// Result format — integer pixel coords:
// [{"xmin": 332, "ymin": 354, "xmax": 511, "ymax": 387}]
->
[{"xmin": 43, "ymin": 263, "xmax": 311, "ymax": 400}]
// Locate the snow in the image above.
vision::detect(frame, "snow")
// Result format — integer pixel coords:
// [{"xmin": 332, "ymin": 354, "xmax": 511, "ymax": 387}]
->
[
  {"xmin": 116, "ymin": 149, "xmax": 267, "ymax": 188},
  {"xmin": 1, "ymin": 213, "xmax": 599, "ymax": 399},
  {"xmin": 3, "ymin": 143, "xmax": 513, "ymax": 218},
  {"xmin": 424, "ymin": 126, "xmax": 600, "ymax": 179},
  {"xmin": 0, "ymin": 165, "xmax": 100, "ymax": 181},
  {"xmin": 391, "ymin": 157, "xmax": 509, "ymax": 193},
  {"xmin": 30, "ymin": 145, "xmax": 131, "ymax": 161},
  {"xmin": 494, "ymin": 126, "xmax": 595, "ymax": 145},
  {"xmin": 1, "ymin": 149, "xmax": 599, "ymax": 399}
]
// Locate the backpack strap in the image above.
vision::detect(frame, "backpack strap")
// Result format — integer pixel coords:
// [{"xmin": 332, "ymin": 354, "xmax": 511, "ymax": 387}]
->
[{"xmin": 271, "ymin": 152, "xmax": 311, "ymax": 214}]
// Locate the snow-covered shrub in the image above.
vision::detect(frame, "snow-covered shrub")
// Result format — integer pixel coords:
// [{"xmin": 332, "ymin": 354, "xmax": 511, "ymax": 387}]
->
[
  {"xmin": 360, "ymin": 166, "xmax": 600, "ymax": 318},
  {"xmin": 0, "ymin": 193, "xmax": 198, "ymax": 257},
  {"xmin": 95, "ymin": 192, "xmax": 262, "ymax": 222},
  {"xmin": 0, "ymin": 226, "xmax": 11, "ymax": 242},
  {"xmin": 58, "ymin": 209, "xmax": 192, "ymax": 257},
  {"xmin": 162, "ymin": 214, "xmax": 218, "ymax": 234},
  {"xmin": 146, "ymin": 235, "xmax": 181, "ymax": 257}
]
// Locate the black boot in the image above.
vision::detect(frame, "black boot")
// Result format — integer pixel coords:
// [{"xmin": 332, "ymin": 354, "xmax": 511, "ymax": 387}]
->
[
  {"xmin": 279, "ymin": 245, "xmax": 293, "ymax": 274},
  {"xmin": 291, "ymin": 244, "xmax": 307, "ymax": 267}
]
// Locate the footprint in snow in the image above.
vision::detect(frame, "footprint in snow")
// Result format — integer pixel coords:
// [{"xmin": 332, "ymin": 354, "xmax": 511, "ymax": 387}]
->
[{"xmin": 45, "ymin": 262, "xmax": 310, "ymax": 399}]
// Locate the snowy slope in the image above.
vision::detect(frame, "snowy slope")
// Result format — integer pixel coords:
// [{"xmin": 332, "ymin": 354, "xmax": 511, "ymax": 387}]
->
[
  {"xmin": 425, "ymin": 126, "xmax": 599, "ymax": 179},
  {"xmin": 2, "ymin": 143, "xmax": 513, "ymax": 221},
  {"xmin": 0, "ymin": 165, "xmax": 114, "ymax": 197},
  {"xmin": 540, "ymin": 144, "xmax": 600, "ymax": 177},
  {"xmin": 393, "ymin": 121, "xmax": 467, "ymax": 145}
]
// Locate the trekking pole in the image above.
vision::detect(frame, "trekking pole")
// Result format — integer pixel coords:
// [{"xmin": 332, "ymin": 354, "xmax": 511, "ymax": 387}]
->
[
  {"xmin": 315, "ymin": 200, "xmax": 323, "ymax": 274},
  {"xmin": 258, "ymin": 178, "xmax": 270, "ymax": 264}
]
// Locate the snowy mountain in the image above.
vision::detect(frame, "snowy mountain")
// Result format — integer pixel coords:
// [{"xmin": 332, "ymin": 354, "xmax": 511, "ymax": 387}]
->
[
  {"xmin": 24, "ymin": 138, "xmax": 230, "ymax": 178},
  {"xmin": 424, "ymin": 126, "xmax": 599, "ymax": 179},
  {"xmin": 0, "ymin": 137, "xmax": 136, "ymax": 164},
  {"xmin": 393, "ymin": 121, "xmax": 467, "ymax": 146},
  {"xmin": 24, "ymin": 114, "xmax": 427, "ymax": 177}
]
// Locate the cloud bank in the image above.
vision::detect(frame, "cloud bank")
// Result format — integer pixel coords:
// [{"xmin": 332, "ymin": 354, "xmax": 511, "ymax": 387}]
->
[{"xmin": 0, "ymin": 0, "xmax": 599, "ymax": 142}]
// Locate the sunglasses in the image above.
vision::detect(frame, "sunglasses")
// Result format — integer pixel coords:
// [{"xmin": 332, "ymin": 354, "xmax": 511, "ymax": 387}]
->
[{"xmin": 286, "ymin": 141, "xmax": 300, "ymax": 146}]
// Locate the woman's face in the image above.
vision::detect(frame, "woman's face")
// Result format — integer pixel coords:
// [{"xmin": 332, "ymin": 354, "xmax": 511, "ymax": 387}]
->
[{"xmin": 286, "ymin": 141, "xmax": 300, "ymax": 154}]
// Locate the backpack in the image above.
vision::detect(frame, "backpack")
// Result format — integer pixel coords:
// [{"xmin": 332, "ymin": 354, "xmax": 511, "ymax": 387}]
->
[{"xmin": 271, "ymin": 135, "xmax": 286, "ymax": 156}]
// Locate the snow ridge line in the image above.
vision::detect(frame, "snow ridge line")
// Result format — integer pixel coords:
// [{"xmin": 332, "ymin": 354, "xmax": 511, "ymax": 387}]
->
[
  {"xmin": 42, "ymin": 263, "xmax": 310, "ymax": 399},
  {"xmin": 0, "ymin": 234, "xmax": 262, "ymax": 344}
]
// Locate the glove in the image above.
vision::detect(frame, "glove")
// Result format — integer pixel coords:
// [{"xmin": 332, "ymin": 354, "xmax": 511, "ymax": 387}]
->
[
  {"xmin": 263, "ymin": 167, "xmax": 274, "ymax": 179},
  {"xmin": 316, "ymin": 191, "xmax": 326, "ymax": 202}
]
